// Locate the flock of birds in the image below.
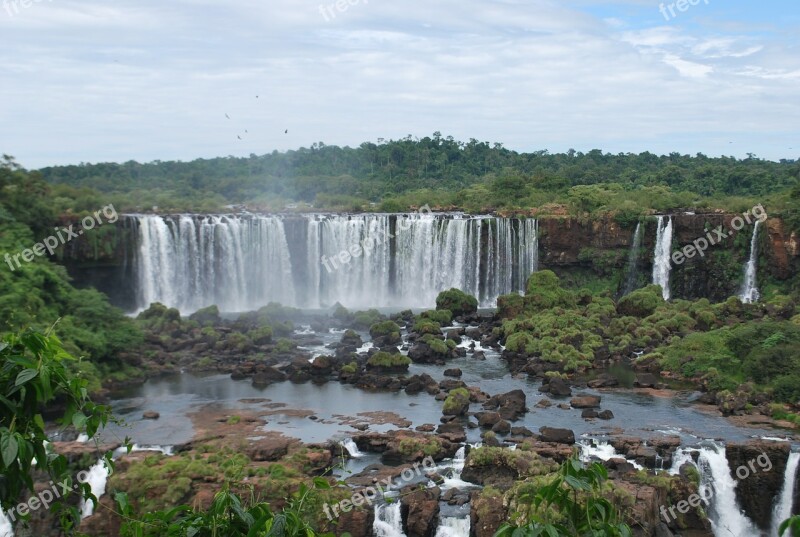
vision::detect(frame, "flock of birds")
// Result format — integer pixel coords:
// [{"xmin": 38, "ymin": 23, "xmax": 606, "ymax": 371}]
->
[{"xmin": 226, "ymin": 96, "xmax": 288, "ymax": 141}]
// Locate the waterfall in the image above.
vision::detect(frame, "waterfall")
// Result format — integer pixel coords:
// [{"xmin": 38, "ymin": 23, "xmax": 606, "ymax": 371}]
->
[
  {"xmin": 130, "ymin": 214, "xmax": 539, "ymax": 312},
  {"xmin": 623, "ymin": 222, "xmax": 643, "ymax": 296},
  {"xmin": 739, "ymin": 221, "xmax": 762, "ymax": 304},
  {"xmin": 339, "ymin": 438, "xmax": 364, "ymax": 458},
  {"xmin": 669, "ymin": 443, "xmax": 760, "ymax": 536},
  {"xmin": 373, "ymin": 501, "xmax": 406, "ymax": 537},
  {"xmin": 772, "ymin": 451, "xmax": 799, "ymax": 536},
  {"xmin": 134, "ymin": 214, "xmax": 295, "ymax": 312},
  {"xmin": 79, "ymin": 459, "xmax": 110, "ymax": 519},
  {"xmin": 652, "ymin": 216, "xmax": 673, "ymax": 300},
  {"xmin": 434, "ymin": 516, "xmax": 471, "ymax": 537},
  {"xmin": 0, "ymin": 511, "xmax": 12, "ymax": 537}
]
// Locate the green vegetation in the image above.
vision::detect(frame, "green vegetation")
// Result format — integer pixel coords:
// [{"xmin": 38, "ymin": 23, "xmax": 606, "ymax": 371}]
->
[
  {"xmin": 33, "ymin": 137, "xmax": 800, "ymax": 222},
  {"xmin": 436, "ymin": 288, "xmax": 479, "ymax": 317},
  {"xmin": 0, "ymin": 329, "xmax": 115, "ymax": 529},
  {"xmin": 496, "ymin": 457, "xmax": 632, "ymax": 537},
  {"xmin": 366, "ymin": 351, "xmax": 411, "ymax": 370},
  {"xmin": 442, "ymin": 387, "xmax": 471, "ymax": 415}
]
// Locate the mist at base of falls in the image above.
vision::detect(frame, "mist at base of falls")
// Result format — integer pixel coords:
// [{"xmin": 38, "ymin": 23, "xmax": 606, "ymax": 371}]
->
[{"xmin": 130, "ymin": 213, "xmax": 539, "ymax": 313}]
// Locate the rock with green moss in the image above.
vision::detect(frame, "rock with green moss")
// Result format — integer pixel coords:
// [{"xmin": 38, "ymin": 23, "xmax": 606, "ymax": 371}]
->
[
  {"xmin": 443, "ymin": 387, "xmax": 471, "ymax": 416},
  {"xmin": 617, "ymin": 285, "xmax": 665, "ymax": 317},
  {"xmin": 436, "ymin": 288, "xmax": 478, "ymax": 317},
  {"xmin": 421, "ymin": 309, "xmax": 453, "ymax": 325},
  {"xmin": 367, "ymin": 351, "xmax": 411, "ymax": 371},
  {"xmin": 189, "ymin": 305, "xmax": 220, "ymax": 326},
  {"xmin": 369, "ymin": 320, "xmax": 402, "ymax": 345}
]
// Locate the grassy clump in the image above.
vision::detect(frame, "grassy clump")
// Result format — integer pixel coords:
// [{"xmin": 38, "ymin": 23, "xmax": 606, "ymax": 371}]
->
[
  {"xmin": 367, "ymin": 351, "xmax": 411, "ymax": 370},
  {"xmin": 436, "ymin": 289, "xmax": 478, "ymax": 317}
]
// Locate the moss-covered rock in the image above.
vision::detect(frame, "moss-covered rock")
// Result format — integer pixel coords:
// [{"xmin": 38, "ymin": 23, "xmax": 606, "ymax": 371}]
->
[
  {"xmin": 367, "ymin": 351, "xmax": 411, "ymax": 371},
  {"xmin": 443, "ymin": 387, "xmax": 471, "ymax": 416},
  {"xmin": 436, "ymin": 288, "xmax": 478, "ymax": 317}
]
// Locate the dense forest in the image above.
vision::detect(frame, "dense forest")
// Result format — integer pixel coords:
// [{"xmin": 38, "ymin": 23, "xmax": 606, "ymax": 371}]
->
[{"xmin": 36, "ymin": 134, "xmax": 800, "ymax": 218}]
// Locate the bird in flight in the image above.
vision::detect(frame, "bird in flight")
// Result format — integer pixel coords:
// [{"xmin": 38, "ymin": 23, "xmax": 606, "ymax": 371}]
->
[
  {"xmin": 285, "ymin": 129, "xmax": 288, "ymax": 134},
  {"xmin": 237, "ymin": 135, "xmax": 242, "ymax": 140},
  {"xmin": 225, "ymin": 113, "xmax": 231, "ymax": 119}
]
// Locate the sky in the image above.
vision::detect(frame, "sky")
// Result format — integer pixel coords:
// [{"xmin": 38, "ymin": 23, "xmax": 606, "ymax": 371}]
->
[{"xmin": 0, "ymin": 0, "xmax": 798, "ymax": 169}]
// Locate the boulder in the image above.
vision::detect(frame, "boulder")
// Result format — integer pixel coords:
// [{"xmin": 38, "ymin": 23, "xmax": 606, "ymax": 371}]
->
[
  {"xmin": 484, "ymin": 390, "xmax": 527, "ymax": 421},
  {"xmin": 570, "ymin": 395, "xmax": 601, "ymax": 409},
  {"xmin": 491, "ymin": 420, "xmax": 511, "ymax": 435},
  {"xmin": 400, "ymin": 486, "xmax": 440, "ymax": 537},
  {"xmin": 538, "ymin": 427, "xmax": 575, "ymax": 445}
]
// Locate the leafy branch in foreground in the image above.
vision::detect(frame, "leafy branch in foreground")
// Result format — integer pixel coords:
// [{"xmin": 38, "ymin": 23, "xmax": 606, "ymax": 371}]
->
[
  {"xmin": 494, "ymin": 456, "xmax": 632, "ymax": 537},
  {"xmin": 779, "ymin": 515, "xmax": 800, "ymax": 536},
  {"xmin": 0, "ymin": 328, "xmax": 115, "ymax": 530}
]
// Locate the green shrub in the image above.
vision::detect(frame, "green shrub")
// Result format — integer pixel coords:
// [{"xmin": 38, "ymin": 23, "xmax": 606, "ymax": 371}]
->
[
  {"xmin": 420, "ymin": 309, "xmax": 452, "ymax": 325},
  {"xmin": 436, "ymin": 288, "xmax": 478, "ymax": 317},
  {"xmin": 617, "ymin": 285, "xmax": 665, "ymax": 317},
  {"xmin": 367, "ymin": 351, "xmax": 411, "ymax": 370}
]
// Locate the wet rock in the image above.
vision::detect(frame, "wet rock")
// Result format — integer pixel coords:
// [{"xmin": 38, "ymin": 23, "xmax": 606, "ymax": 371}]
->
[
  {"xmin": 400, "ymin": 485, "xmax": 440, "ymax": 537},
  {"xmin": 439, "ymin": 379, "xmax": 467, "ymax": 391},
  {"xmin": 538, "ymin": 427, "xmax": 575, "ymax": 445},
  {"xmin": 476, "ymin": 412, "xmax": 501, "ymax": 428},
  {"xmin": 557, "ymin": 403, "xmax": 571, "ymax": 410},
  {"xmin": 535, "ymin": 398, "xmax": 553, "ymax": 408},
  {"xmin": 540, "ymin": 377, "xmax": 572, "ymax": 397},
  {"xmin": 582, "ymin": 409, "xmax": 599, "ymax": 419},
  {"xmin": 443, "ymin": 368, "xmax": 463, "ymax": 378},
  {"xmin": 334, "ymin": 507, "xmax": 375, "ymax": 537},
  {"xmin": 415, "ymin": 424, "xmax": 436, "ymax": 433},
  {"xmin": 491, "ymin": 420, "xmax": 511, "ymax": 435},
  {"xmin": 252, "ymin": 367, "xmax": 288, "ymax": 387},
  {"xmin": 726, "ymin": 441, "xmax": 791, "ymax": 529},
  {"xmin": 472, "ymin": 350, "xmax": 486, "ymax": 360},
  {"xmin": 635, "ymin": 373, "xmax": 660, "ymax": 388},
  {"xmin": 587, "ymin": 374, "xmax": 619, "ymax": 389},
  {"xmin": 509, "ymin": 426, "xmax": 535, "ymax": 437},
  {"xmin": 484, "ymin": 390, "xmax": 527, "ymax": 421},
  {"xmin": 246, "ymin": 436, "xmax": 294, "ymax": 461},
  {"xmin": 470, "ymin": 490, "xmax": 507, "ymax": 537},
  {"xmin": 142, "ymin": 411, "xmax": 160, "ymax": 420},
  {"xmin": 570, "ymin": 395, "xmax": 601, "ymax": 409}
]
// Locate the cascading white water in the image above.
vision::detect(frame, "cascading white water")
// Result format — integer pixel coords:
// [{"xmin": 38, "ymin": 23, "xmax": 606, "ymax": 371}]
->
[
  {"xmin": 669, "ymin": 443, "xmax": 760, "ymax": 536},
  {"xmin": 771, "ymin": 451, "xmax": 799, "ymax": 536},
  {"xmin": 339, "ymin": 438, "xmax": 364, "ymax": 458},
  {"xmin": 0, "ymin": 511, "xmax": 13, "ymax": 537},
  {"xmin": 623, "ymin": 222, "xmax": 643, "ymax": 296},
  {"xmin": 652, "ymin": 216, "xmax": 673, "ymax": 300},
  {"xmin": 79, "ymin": 459, "xmax": 110, "ymax": 519},
  {"xmin": 373, "ymin": 501, "xmax": 406, "ymax": 537},
  {"xmin": 434, "ymin": 516, "xmax": 471, "ymax": 537},
  {"xmin": 135, "ymin": 214, "xmax": 295, "ymax": 312},
  {"xmin": 131, "ymin": 214, "xmax": 539, "ymax": 312},
  {"xmin": 739, "ymin": 221, "xmax": 762, "ymax": 304}
]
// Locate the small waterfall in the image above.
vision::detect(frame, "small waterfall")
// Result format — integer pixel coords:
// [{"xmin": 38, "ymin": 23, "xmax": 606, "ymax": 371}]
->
[
  {"xmin": 79, "ymin": 459, "xmax": 110, "ymax": 519},
  {"xmin": 772, "ymin": 451, "xmax": 799, "ymax": 535},
  {"xmin": 623, "ymin": 222, "xmax": 643, "ymax": 295},
  {"xmin": 373, "ymin": 501, "xmax": 406, "ymax": 537},
  {"xmin": 652, "ymin": 216, "xmax": 673, "ymax": 300},
  {"xmin": 0, "ymin": 511, "xmax": 13, "ymax": 537},
  {"xmin": 739, "ymin": 221, "xmax": 762, "ymax": 304},
  {"xmin": 339, "ymin": 438, "xmax": 364, "ymax": 458},
  {"xmin": 578, "ymin": 439, "xmax": 643, "ymax": 470},
  {"xmin": 434, "ymin": 516, "xmax": 471, "ymax": 537},
  {"xmin": 670, "ymin": 443, "xmax": 759, "ymax": 536}
]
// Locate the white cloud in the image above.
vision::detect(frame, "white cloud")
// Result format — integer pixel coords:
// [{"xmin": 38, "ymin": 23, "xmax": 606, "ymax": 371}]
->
[{"xmin": 0, "ymin": 0, "xmax": 797, "ymax": 167}]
